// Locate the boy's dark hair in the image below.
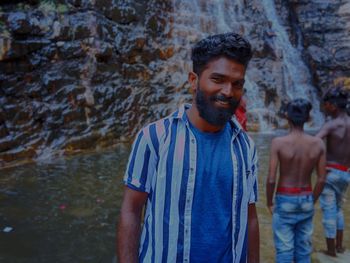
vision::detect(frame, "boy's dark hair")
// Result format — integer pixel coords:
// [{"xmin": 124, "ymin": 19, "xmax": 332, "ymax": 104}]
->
[
  {"xmin": 287, "ymin": 98, "xmax": 312, "ymax": 127},
  {"xmin": 323, "ymin": 87, "xmax": 348, "ymax": 110},
  {"xmin": 191, "ymin": 32, "xmax": 252, "ymax": 75}
]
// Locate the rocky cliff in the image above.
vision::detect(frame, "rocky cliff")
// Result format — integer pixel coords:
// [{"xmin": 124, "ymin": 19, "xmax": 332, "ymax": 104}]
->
[
  {"xmin": 0, "ymin": 0, "xmax": 349, "ymax": 166},
  {"xmin": 292, "ymin": 0, "xmax": 350, "ymax": 91},
  {"xmin": 0, "ymin": 0, "xmax": 175, "ymax": 165}
]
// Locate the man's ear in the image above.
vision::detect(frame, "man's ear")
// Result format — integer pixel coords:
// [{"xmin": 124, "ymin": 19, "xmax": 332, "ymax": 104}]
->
[
  {"xmin": 188, "ymin": 71, "xmax": 198, "ymax": 93},
  {"xmin": 325, "ymin": 101, "xmax": 336, "ymax": 111}
]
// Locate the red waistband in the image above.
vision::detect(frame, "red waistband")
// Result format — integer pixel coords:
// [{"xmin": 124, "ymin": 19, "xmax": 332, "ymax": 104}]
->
[
  {"xmin": 277, "ymin": 186, "xmax": 312, "ymax": 194},
  {"xmin": 326, "ymin": 163, "xmax": 349, "ymax": 172}
]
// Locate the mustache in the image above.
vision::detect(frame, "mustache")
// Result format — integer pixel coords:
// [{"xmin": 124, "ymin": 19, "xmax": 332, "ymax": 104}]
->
[{"xmin": 210, "ymin": 94, "xmax": 240, "ymax": 107}]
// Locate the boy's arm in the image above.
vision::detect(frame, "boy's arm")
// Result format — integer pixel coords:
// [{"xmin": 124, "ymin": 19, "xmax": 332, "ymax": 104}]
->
[
  {"xmin": 117, "ymin": 187, "xmax": 148, "ymax": 263},
  {"xmin": 313, "ymin": 140, "xmax": 327, "ymax": 203},
  {"xmin": 316, "ymin": 122, "xmax": 331, "ymax": 139},
  {"xmin": 266, "ymin": 139, "xmax": 279, "ymax": 214},
  {"xmin": 248, "ymin": 203, "xmax": 260, "ymax": 263}
]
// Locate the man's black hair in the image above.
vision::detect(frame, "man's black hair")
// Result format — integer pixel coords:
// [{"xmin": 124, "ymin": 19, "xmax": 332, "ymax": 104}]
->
[
  {"xmin": 323, "ymin": 87, "xmax": 348, "ymax": 110},
  {"xmin": 191, "ymin": 32, "xmax": 252, "ymax": 75},
  {"xmin": 287, "ymin": 98, "xmax": 312, "ymax": 127}
]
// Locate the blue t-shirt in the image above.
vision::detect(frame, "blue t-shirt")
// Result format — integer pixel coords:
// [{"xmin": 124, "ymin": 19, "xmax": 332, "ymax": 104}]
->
[{"xmin": 188, "ymin": 120, "xmax": 233, "ymax": 262}]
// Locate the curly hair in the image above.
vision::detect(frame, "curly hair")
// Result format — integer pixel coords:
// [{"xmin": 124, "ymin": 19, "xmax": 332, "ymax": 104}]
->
[
  {"xmin": 191, "ymin": 33, "xmax": 252, "ymax": 75},
  {"xmin": 323, "ymin": 87, "xmax": 348, "ymax": 110}
]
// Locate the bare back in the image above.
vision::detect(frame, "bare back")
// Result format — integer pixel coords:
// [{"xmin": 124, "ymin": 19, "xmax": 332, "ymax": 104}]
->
[
  {"xmin": 317, "ymin": 113, "xmax": 350, "ymax": 167},
  {"xmin": 272, "ymin": 133, "xmax": 325, "ymax": 187}
]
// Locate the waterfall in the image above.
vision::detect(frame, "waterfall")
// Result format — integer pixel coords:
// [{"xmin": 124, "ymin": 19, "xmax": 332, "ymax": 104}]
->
[
  {"xmin": 260, "ymin": 0, "xmax": 323, "ymax": 128},
  {"xmin": 171, "ymin": 0, "xmax": 323, "ymax": 131}
]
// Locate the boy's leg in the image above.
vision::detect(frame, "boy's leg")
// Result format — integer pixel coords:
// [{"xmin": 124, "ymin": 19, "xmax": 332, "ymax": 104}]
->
[
  {"xmin": 325, "ymin": 238, "xmax": 336, "ymax": 257},
  {"xmin": 336, "ymin": 230, "xmax": 344, "ymax": 253},
  {"xmin": 273, "ymin": 212, "xmax": 294, "ymax": 262},
  {"xmin": 273, "ymin": 196, "xmax": 296, "ymax": 263},
  {"xmin": 294, "ymin": 196, "xmax": 313, "ymax": 263},
  {"xmin": 336, "ymin": 196, "xmax": 345, "ymax": 253},
  {"xmin": 319, "ymin": 186, "xmax": 337, "ymax": 256}
]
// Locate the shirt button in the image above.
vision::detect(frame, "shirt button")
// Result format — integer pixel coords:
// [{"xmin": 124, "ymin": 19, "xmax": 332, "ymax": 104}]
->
[{"xmin": 191, "ymin": 139, "xmax": 195, "ymax": 144}]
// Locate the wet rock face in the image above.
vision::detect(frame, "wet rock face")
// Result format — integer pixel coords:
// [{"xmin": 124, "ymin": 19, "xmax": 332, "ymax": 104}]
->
[
  {"xmin": 291, "ymin": 0, "xmax": 350, "ymax": 89},
  {"xmin": 0, "ymin": 0, "xmax": 349, "ymax": 166},
  {"xmin": 0, "ymin": 0, "xmax": 174, "ymax": 165}
]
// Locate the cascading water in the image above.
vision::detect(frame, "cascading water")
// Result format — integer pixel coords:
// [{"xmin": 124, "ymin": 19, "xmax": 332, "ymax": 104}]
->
[
  {"xmin": 171, "ymin": 0, "xmax": 324, "ymax": 131},
  {"xmin": 260, "ymin": 0, "xmax": 323, "ymax": 129}
]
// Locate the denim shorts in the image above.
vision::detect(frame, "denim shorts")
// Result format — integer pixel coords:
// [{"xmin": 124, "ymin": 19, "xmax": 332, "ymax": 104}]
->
[
  {"xmin": 319, "ymin": 168, "xmax": 350, "ymax": 238},
  {"xmin": 273, "ymin": 194, "xmax": 314, "ymax": 263}
]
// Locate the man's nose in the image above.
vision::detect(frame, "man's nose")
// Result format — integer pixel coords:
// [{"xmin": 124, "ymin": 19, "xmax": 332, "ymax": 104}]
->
[{"xmin": 221, "ymin": 83, "xmax": 235, "ymax": 98}]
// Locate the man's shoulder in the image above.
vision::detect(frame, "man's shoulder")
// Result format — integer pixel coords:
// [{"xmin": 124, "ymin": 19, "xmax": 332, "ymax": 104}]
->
[
  {"xmin": 271, "ymin": 135, "xmax": 287, "ymax": 144},
  {"xmin": 317, "ymin": 118, "xmax": 342, "ymax": 136},
  {"xmin": 308, "ymin": 134, "xmax": 324, "ymax": 144},
  {"xmin": 324, "ymin": 116, "xmax": 344, "ymax": 128},
  {"xmin": 304, "ymin": 134, "xmax": 325, "ymax": 150},
  {"xmin": 270, "ymin": 135, "xmax": 291, "ymax": 151},
  {"xmin": 138, "ymin": 109, "xmax": 182, "ymax": 141},
  {"xmin": 151, "ymin": 109, "xmax": 181, "ymax": 127},
  {"xmin": 243, "ymin": 132, "xmax": 256, "ymax": 146},
  {"xmin": 237, "ymin": 131, "xmax": 257, "ymax": 156}
]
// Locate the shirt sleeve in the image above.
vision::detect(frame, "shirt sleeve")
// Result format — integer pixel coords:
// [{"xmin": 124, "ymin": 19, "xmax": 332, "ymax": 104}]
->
[
  {"xmin": 248, "ymin": 142, "xmax": 259, "ymax": 204},
  {"xmin": 123, "ymin": 128, "xmax": 157, "ymax": 193}
]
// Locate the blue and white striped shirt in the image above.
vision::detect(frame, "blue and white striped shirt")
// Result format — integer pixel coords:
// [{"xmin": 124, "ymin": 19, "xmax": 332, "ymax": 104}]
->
[{"xmin": 124, "ymin": 104, "xmax": 259, "ymax": 263}]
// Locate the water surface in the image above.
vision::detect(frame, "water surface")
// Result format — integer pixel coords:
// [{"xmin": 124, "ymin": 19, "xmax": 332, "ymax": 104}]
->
[{"xmin": 0, "ymin": 134, "xmax": 349, "ymax": 262}]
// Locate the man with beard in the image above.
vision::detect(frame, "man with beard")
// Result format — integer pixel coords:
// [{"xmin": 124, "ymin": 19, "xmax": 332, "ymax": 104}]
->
[{"xmin": 117, "ymin": 33, "xmax": 259, "ymax": 263}]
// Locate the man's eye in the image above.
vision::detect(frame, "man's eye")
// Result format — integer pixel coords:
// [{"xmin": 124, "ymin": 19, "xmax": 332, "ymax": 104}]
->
[
  {"xmin": 232, "ymin": 80, "xmax": 245, "ymax": 88},
  {"xmin": 212, "ymin": 78, "xmax": 222, "ymax": 83}
]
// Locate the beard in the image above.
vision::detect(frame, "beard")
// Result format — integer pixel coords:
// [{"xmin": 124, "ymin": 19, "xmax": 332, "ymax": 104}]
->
[{"xmin": 195, "ymin": 86, "xmax": 241, "ymax": 126}]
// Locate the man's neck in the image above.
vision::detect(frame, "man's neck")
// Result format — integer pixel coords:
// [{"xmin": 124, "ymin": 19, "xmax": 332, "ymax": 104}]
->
[
  {"xmin": 186, "ymin": 105, "xmax": 225, "ymax": 133},
  {"xmin": 336, "ymin": 111, "xmax": 348, "ymax": 119},
  {"xmin": 289, "ymin": 123, "xmax": 304, "ymax": 134},
  {"xmin": 329, "ymin": 109, "xmax": 347, "ymax": 119}
]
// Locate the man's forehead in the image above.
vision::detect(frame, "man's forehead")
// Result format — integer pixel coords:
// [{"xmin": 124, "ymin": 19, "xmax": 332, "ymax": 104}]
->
[
  {"xmin": 203, "ymin": 58, "xmax": 246, "ymax": 77},
  {"xmin": 206, "ymin": 56, "xmax": 244, "ymax": 66}
]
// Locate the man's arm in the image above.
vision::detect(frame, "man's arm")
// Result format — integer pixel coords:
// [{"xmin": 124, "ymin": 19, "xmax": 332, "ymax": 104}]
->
[
  {"xmin": 313, "ymin": 140, "xmax": 327, "ymax": 203},
  {"xmin": 266, "ymin": 139, "xmax": 279, "ymax": 214},
  {"xmin": 117, "ymin": 187, "xmax": 148, "ymax": 263},
  {"xmin": 248, "ymin": 203, "xmax": 260, "ymax": 263}
]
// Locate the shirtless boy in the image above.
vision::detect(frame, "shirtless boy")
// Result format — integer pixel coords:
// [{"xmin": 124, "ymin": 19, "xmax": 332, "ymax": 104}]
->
[
  {"xmin": 266, "ymin": 98, "xmax": 326, "ymax": 263},
  {"xmin": 316, "ymin": 87, "xmax": 350, "ymax": 257}
]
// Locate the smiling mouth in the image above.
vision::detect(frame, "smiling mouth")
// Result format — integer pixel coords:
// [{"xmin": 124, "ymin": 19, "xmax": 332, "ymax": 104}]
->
[{"xmin": 215, "ymin": 99, "xmax": 231, "ymax": 107}]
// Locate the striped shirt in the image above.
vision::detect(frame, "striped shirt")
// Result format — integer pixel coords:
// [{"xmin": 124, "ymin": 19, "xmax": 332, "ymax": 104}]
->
[{"xmin": 124, "ymin": 104, "xmax": 259, "ymax": 263}]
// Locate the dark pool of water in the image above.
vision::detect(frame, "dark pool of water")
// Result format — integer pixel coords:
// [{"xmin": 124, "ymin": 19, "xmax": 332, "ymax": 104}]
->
[
  {"xmin": 0, "ymin": 133, "xmax": 349, "ymax": 263},
  {"xmin": 0, "ymin": 145, "xmax": 130, "ymax": 263}
]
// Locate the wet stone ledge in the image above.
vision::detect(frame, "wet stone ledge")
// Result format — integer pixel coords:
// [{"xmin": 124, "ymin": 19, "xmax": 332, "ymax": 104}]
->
[{"xmin": 0, "ymin": 0, "xmax": 174, "ymax": 167}]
